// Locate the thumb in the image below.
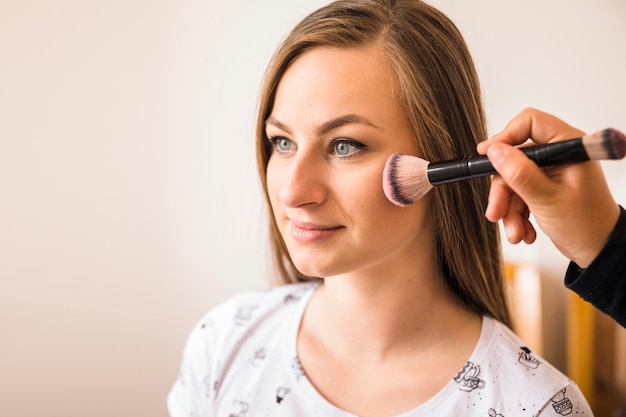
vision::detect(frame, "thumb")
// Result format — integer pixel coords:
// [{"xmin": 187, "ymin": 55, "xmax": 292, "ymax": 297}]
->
[{"xmin": 487, "ymin": 143, "xmax": 554, "ymax": 203}]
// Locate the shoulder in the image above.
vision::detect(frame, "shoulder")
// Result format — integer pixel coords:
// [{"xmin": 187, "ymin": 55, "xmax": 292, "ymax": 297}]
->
[
  {"xmin": 453, "ymin": 317, "xmax": 592, "ymax": 416},
  {"xmin": 167, "ymin": 282, "xmax": 319, "ymax": 416},
  {"xmin": 209, "ymin": 281, "xmax": 319, "ymax": 324},
  {"xmin": 188, "ymin": 281, "xmax": 319, "ymax": 350},
  {"xmin": 478, "ymin": 317, "xmax": 566, "ymax": 388}
]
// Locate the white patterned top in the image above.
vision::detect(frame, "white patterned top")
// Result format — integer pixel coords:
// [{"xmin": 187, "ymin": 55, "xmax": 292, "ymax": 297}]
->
[{"xmin": 168, "ymin": 282, "xmax": 592, "ymax": 417}]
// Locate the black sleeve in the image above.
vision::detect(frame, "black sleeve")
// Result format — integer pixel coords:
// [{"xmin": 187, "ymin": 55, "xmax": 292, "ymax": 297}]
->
[{"xmin": 564, "ymin": 206, "xmax": 626, "ymax": 328}]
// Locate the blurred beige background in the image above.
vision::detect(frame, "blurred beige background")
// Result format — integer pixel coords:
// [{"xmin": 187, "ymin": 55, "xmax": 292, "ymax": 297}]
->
[{"xmin": 1, "ymin": 0, "xmax": 625, "ymax": 416}]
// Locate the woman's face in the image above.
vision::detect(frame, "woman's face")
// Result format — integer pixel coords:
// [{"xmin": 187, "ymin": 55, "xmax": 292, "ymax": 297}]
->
[{"xmin": 265, "ymin": 45, "xmax": 432, "ymax": 278}]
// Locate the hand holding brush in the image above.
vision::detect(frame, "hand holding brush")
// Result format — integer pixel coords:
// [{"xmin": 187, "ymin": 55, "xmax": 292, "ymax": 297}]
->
[
  {"xmin": 383, "ymin": 108, "xmax": 625, "ymax": 268},
  {"xmin": 383, "ymin": 127, "xmax": 626, "ymax": 208},
  {"xmin": 476, "ymin": 108, "xmax": 626, "ymax": 328},
  {"xmin": 478, "ymin": 109, "xmax": 624, "ymax": 268}
]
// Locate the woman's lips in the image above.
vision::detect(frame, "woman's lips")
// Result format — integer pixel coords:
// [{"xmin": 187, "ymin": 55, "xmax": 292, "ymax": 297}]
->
[{"xmin": 288, "ymin": 220, "xmax": 343, "ymax": 242}]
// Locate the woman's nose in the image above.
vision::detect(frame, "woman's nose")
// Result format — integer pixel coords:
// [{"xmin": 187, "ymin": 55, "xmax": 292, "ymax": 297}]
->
[{"xmin": 278, "ymin": 151, "xmax": 327, "ymax": 208}]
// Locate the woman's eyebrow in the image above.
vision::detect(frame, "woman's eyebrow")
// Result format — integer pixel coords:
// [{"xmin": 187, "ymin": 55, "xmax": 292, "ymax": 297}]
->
[
  {"xmin": 316, "ymin": 114, "xmax": 381, "ymax": 135},
  {"xmin": 265, "ymin": 114, "xmax": 381, "ymax": 135},
  {"xmin": 265, "ymin": 116, "xmax": 292, "ymax": 134}
]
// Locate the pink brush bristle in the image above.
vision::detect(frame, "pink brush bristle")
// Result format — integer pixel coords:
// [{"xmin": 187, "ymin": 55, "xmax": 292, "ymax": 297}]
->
[
  {"xmin": 383, "ymin": 153, "xmax": 432, "ymax": 207},
  {"xmin": 382, "ymin": 154, "xmax": 408, "ymax": 207},
  {"xmin": 583, "ymin": 128, "xmax": 626, "ymax": 160},
  {"xmin": 602, "ymin": 128, "xmax": 626, "ymax": 159}
]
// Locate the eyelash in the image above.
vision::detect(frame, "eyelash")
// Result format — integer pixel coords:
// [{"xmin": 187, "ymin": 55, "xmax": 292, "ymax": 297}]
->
[
  {"xmin": 267, "ymin": 136, "xmax": 294, "ymax": 153},
  {"xmin": 330, "ymin": 138, "xmax": 366, "ymax": 158},
  {"xmin": 267, "ymin": 136, "xmax": 367, "ymax": 159}
]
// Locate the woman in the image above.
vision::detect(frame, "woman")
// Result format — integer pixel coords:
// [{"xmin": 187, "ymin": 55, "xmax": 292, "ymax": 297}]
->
[{"xmin": 168, "ymin": 1, "xmax": 592, "ymax": 415}]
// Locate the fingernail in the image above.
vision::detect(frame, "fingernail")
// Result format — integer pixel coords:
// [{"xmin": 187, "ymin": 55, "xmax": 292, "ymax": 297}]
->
[
  {"xmin": 488, "ymin": 145, "xmax": 506, "ymax": 167},
  {"xmin": 505, "ymin": 225, "xmax": 514, "ymax": 242}
]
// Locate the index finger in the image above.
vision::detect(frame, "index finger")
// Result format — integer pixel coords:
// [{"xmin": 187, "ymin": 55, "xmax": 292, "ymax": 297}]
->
[{"xmin": 477, "ymin": 107, "xmax": 586, "ymax": 153}]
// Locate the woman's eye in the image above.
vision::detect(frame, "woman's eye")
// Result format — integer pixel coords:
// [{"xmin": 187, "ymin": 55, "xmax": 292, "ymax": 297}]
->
[
  {"xmin": 332, "ymin": 139, "xmax": 365, "ymax": 157},
  {"xmin": 269, "ymin": 136, "xmax": 294, "ymax": 153}
]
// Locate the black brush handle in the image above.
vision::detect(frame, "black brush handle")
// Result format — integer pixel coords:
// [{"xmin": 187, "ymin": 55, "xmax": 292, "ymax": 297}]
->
[{"xmin": 427, "ymin": 137, "xmax": 588, "ymax": 185}]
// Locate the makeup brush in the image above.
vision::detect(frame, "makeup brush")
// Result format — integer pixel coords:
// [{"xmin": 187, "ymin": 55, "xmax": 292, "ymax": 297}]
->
[{"xmin": 383, "ymin": 128, "xmax": 626, "ymax": 207}]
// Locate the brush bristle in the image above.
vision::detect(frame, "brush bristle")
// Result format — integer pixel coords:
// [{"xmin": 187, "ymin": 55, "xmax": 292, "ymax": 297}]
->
[
  {"xmin": 382, "ymin": 153, "xmax": 432, "ymax": 207},
  {"xmin": 583, "ymin": 128, "xmax": 626, "ymax": 160}
]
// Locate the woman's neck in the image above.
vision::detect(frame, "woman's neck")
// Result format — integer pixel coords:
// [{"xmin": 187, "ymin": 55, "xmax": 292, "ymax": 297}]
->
[{"xmin": 300, "ymin": 263, "xmax": 481, "ymax": 361}]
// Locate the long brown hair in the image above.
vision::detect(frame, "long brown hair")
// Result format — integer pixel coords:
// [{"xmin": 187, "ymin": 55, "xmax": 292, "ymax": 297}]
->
[{"xmin": 255, "ymin": 0, "xmax": 511, "ymax": 327}]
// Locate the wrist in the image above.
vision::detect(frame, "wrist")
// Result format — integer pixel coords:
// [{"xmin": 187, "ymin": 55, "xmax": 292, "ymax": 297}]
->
[{"xmin": 569, "ymin": 204, "xmax": 621, "ymax": 268}]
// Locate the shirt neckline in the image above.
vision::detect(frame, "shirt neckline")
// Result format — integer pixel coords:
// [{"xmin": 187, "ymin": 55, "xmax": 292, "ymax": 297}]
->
[{"xmin": 284, "ymin": 282, "xmax": 494, "ymax": 416}]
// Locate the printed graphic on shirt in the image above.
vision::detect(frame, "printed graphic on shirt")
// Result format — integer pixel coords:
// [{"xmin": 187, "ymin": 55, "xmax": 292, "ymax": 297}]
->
[
  {"xmin": 551, "ymin": 388, "xmax": 573, "ymax": 415},
  {"xmin": 200, "ymin": 317, "xmax": 214, "ymax": 330},
  {"xmin": 234, "ymin": 305, "xmax": 259, "ymax": 326},
  {"xmin": 291, "ymin": 356, "xmax": 305, "ymax": 381},
  {"xmin": 252, "ymin": 347, "xmax": 267, "ymax": 367},
  {"xmin": 283, "ymin": 286, "xmax": 312, "ymax": 304},
  {"xmin": 518, "ymin": 346, "xmax": 541, "ymax": 369},
  {"xmin": 202, "ymin": 373, "xmax": 213, "ymax": 398},
  {"xmin": 276, "ymin": 387, "xmax": 291, "ymax": 404},
  {"xmin": 228, "ymin": 399, "xmax": 249, "ymax": 417},
  {"xmin": 454, "ymin": 361, "xmax": 486, "ymax": 392}
]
